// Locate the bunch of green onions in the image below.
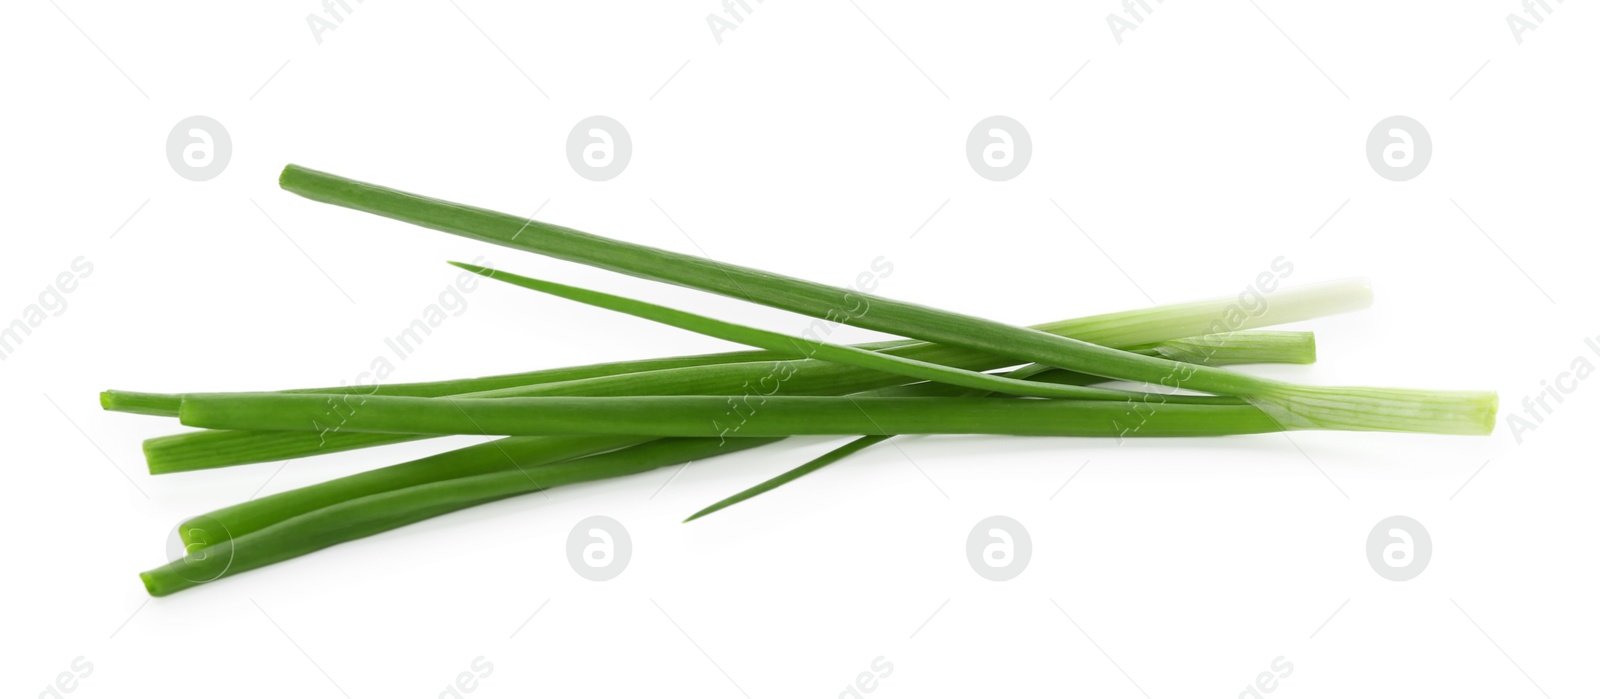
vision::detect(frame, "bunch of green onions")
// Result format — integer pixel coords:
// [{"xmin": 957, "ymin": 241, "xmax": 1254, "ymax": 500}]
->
[{"xmin": 105, "ymin": 165, "xmax": 1496, "ymax": 597}]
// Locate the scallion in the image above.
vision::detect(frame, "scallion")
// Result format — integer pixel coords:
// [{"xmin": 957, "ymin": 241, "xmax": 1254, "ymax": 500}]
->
[
  {"xmin": 142, "ymin": 436, "xmax": 777, "ymax": 596},
  {"xmin": 278, "ymin": 165, "xmax": 1494, "ymax": 435}
]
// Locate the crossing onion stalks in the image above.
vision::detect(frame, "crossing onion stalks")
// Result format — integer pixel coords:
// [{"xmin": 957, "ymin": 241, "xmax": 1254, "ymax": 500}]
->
[
  {"xmin": 107, "ymin": 163, "xmax": 1499, "ymax": 598},
  {"xmin": 170, "ymin": 339, "xmax": 1312, "ymax": 550},
  {"xmin": 686, "ymin": 335, "xmax": 1321, "ymax": 521},
  {"xmin": 124, "ymin": 282, "xmax": 1341, "ymax": 473},
  {"xmin": 449, "ymin": 262, "xmax": 1241, "ymax": 404},
  {"xmin": 277, "ymin": 165, "xmax": 1495, "ymax": 435}
]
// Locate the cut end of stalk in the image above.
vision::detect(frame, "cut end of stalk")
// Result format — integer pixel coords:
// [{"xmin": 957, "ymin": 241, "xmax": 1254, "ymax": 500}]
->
[
  {"xmin": 100, "ymin": 390, "xmax": 183, "ymax": 417},
  {"xmin": 448, "ymin": 260, "xmax": 494, "ymax": 277},
  {"xmin": 1347, "ymin": 278, "xmax": 1374, "ymax": 308},
  {"xmin": 143, "ymin": 436, "xmax": 186, "ymax": 475},
  {"xmin": 1249, "ymin": 384, "xmax": 1498, "ymax": 436},
  {"xmin": 144, "ymin": 432, "xmax": 260, "ymax": 476},
  {"xmin": 138, "ymin": 566, "xmax": 201, "ymax": 598},
  {"xmin": 280, "ymin": 164, "xmax": 330, "ymax": 194},
  {"xmin": 138, "ymin": 570, "xmax": 171, "ymax": 598}
]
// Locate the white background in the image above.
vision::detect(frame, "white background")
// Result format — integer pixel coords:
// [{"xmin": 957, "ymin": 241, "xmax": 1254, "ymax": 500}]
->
[{"xmin": 2, "ymin": 1, "xmax": 1596, "ymax": 697}]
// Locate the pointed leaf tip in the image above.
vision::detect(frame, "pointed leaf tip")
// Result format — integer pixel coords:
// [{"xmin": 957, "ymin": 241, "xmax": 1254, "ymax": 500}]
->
[{"xmin": 448, "ymin": 260, "xmax": 494, "ymax": 276}]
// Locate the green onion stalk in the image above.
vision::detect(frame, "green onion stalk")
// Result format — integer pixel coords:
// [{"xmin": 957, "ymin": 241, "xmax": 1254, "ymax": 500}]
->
[
  {"xmin": 114, "ymin": 279, "xmax": 1350, "ymax": 473},
  {"xmin": 148, "ymin": 332, "xmax": 1316, "ymax": 594},
  {"xmin": 277, "ymin": 164, "xmax": 1495, "ymax": 435}
]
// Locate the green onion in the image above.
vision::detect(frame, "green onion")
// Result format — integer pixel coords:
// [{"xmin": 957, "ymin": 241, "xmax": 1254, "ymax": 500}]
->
[
  {"xmin": 101, "ymin": 346, "xmax": 841, "ymax": 419},
  {"xmin": 142, "ymin": 436, "xmax": 778, "ymax": 597},
  {"xmin": 173, "ymin": 333, "xmax": 1308, "ymax": 542},
  {"xmin": 172, "ymin": 331, "xmax": 1313, "ymax": 549},
  {"xmin": 178, "ymin": 393, "xmax": 1287, "ymax": 438},
  {"xmin": 451, "ymin": 261, "xmax": 1241, "ymax": 404},
  {"xmin": 143, "ymin": 430, "xmax": 414, "ymax": 475},
  {"xmin": 152, "ymin": 388, "xmax": 1285, "ymax": 594},
  {"xmin": 278, "ymin": 165, "xmax": 1494, "ymax": 435},
  {"xmin": 134, "ymin": 278, "xmax": 1343, "ymax": 474},
  {"xmin": 149, "ymin": 330, "xmax": 1317, "ymax": 588},
  {"xmin": 175, "ymin": 435, "xmax": 641, "ymax": 548},
  {"xmin": 685, "ymin": 335, "xmax": 1315, "ymax": 521},
  {"xmin": 685, "ymin": 436, "xmax": 890, "ymax": 523},
  {"xmin": 1136, "ymin": 330, "xmax": 1315, "ymax": 366},
  {"xmin": 111, "ymin": 163, "xmax": 1492, "ymax": 598}
]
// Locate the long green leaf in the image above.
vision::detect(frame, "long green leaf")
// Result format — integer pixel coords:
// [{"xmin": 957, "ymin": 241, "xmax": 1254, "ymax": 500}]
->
[
  {"xmin": 278, "ymin": 165, "xmax": 1494, "ymax": 435},
  {"xmin": 178, "ymin": 393, "xmax": 1286, "ymax": 439},
  {"xmin": 142, "ymin": 436, "xmax": 779, "ymax": 597},
  {"xmin": 140, "ymin": 283, "xmax": 1336, "ymax": 473},
  {"xmin": 684, "ymin": 435, "xmax": 890, "ymax": 523},
  {"xmin": 452, "ymin": 261, "xmax": 1240, "ymax": 404}
]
